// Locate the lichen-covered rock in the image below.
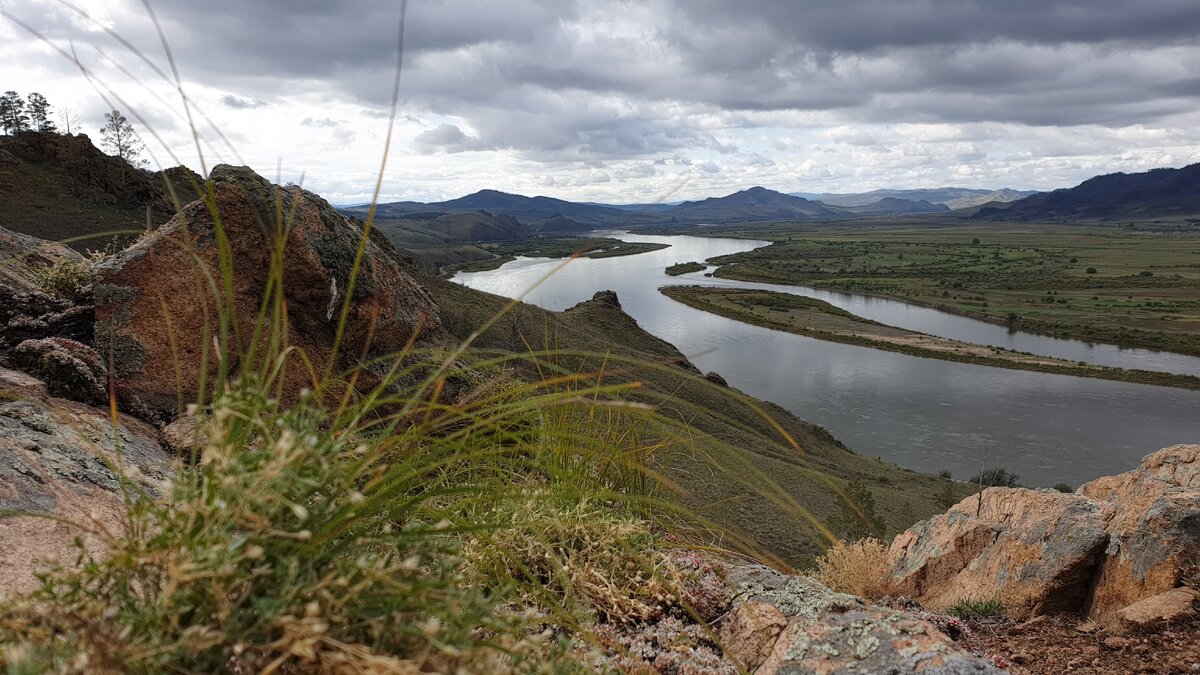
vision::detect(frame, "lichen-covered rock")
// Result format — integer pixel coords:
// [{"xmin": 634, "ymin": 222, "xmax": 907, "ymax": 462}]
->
[
  {"xmin": 10, "ymin": 337, "xmax": 107, "ymax": 405},
  {"xmin": 0, "ymin": 367, "xmax": 173, "ymax": 598},
  {"xmin": 93, "ymin": 165, "xmax": 443, "ymax": 419},
  {"xmin": 889, "ymin": 488, "xmax": 1113, "ymax": 618},
  {"xmin": 0, "ymin": 225, "xmax": 93, "ymax": 353},
  {"xmin": 1077, "ymin": 444, "xmax": 1200, "ymax": 626},
  {"xmin": 724, "ymin": 563, "xmax": 1000, "ymax": 674}
]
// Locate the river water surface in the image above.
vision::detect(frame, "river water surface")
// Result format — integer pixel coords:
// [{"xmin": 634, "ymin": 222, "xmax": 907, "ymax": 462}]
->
[{"xmin": 454, "ymin": 232, "xmax": 1200, "ymax": 487}]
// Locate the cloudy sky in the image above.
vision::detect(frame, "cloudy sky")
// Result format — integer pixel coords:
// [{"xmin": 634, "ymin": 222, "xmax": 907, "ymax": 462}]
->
[{"xmin": 3, "ymin": 0, "xmax": 1199, "ymax": 204}]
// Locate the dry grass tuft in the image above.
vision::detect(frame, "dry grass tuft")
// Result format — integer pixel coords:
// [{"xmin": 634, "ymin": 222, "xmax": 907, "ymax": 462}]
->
[{"xmin": 812, "ymin": 537, "xmax": 895, "ymax": 600}]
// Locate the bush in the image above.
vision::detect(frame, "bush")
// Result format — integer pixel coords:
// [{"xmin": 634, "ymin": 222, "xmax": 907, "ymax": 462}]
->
[
  {"xmin": 1086, "ymin": 267, "xmax": 1097, "ymax": 274},
  {"xmin": 32, "ymin": 258, "xmax": 93, "ymax": 298},
  {"xmin": 813, "ymin": 538, "xmax": 894, "ymax": 600},
  {"xmin": 1053, "ymin": 483, "xmax": 1074, "ymax": 493}
]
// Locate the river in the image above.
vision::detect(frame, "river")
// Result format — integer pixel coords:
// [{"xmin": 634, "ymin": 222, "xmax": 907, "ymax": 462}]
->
[{"xmin": 453, "ymin": 231, "xmax": 1200, "ymax": 487}]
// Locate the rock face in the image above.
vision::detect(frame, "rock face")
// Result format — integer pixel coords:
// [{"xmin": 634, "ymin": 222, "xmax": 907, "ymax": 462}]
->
[
  {"xmin": 93, "ymin": 165, "xmax": 443, "ymax": 419},
  {"xmin": 889, "ymin": 445, "xmax": 1200, "ymax": 629},
  {"xmin": 720, "ymin": 563, "xmax": 1000, "ymax": 674},
  {"xmin": 0, "ymin": 225, "xmax": 93, "ymax": 353},
  {"xmin": 889, "ymin": 488, "xmax": 1113, "ymax": 617},
  {"xmin": 0, "ymin": 367, "xmax": 173, "ymax": 598}
]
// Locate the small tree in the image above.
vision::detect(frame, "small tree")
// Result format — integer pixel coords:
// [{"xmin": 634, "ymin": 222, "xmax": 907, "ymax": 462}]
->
[
  {"xmin": 0, "ymin": 90, "xmax": 30, "ymax": 134},
  {"xmin": 828, "ymin": 481, "xmax": 885, "ymax": 541},
  {"xmin": 26, "ymin": 93, "xmax": 56, "ymax": 132},
  {"xmin": 100, "ymin": 109, "xmax": 146, "ymax": 167},
  {"xmin": 58, "ymin": 106, "xmax": 81, "ymax": 134}
]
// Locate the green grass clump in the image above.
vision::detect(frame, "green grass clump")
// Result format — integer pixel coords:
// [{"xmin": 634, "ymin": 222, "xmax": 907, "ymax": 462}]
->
[
  {"xmin": 943, "ymin": 599, "xmax": 1004, "ymax": 619},
  {"xmin": 0, "ymin": 352, "xmax": 691, "ymax": 672}
]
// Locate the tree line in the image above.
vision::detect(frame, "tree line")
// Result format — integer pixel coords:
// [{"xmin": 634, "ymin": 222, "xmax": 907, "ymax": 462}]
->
[{"xmin": 1, "ymin": 90, "xmax": 145, "ymax": 165}]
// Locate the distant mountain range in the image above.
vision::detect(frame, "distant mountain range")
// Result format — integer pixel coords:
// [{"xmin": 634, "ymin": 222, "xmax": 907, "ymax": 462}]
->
[
  {"xmin": 347, "ymin": 164, "xmax": 1200, "ymax": 236},
  {"xmin": 791, "ymin": 188, "xmax": 1038, "ymax": 210},
  {"xmin": 975, "ymin": 164, "xmax": 1200, "ymax": 221},
  {"xmin": 346, "ymin": 184, "xmax": 1038, "ymax": 231}
]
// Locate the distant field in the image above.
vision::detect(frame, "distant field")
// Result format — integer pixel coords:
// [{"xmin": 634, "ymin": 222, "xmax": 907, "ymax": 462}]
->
[{"xmin": 686, "ymin": 219, "xmax": 1200, "ymax": 356}]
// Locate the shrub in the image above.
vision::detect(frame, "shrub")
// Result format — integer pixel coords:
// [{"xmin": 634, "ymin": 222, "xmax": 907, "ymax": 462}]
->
[
  {"xmin": 32, "ymin": 258, "xmax": 93, "ymax": 298},
  {"xmin": 1053, "ymin": 483, "xmax": 1074, "ymax": 493},
  {"xmin": 1086, "ymin": 267, "xmax": 1097, "ymax": 274},
  {"xmin": 969, "ymin": 467, "xmax": 1020, "ymax": 488},
  {"xmin": 812, "ymin": 538, "xmax": 894, "ymax": 600}
]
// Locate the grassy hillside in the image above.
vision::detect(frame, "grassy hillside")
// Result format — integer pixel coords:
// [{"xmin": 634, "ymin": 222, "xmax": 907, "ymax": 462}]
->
[
  {"xmin": 0, "ymin": 132, "xmax": 201, "ymax": 251},
  {"xmin": 424, "ymin": 271, "xmax": 973, "ymax": 563}
]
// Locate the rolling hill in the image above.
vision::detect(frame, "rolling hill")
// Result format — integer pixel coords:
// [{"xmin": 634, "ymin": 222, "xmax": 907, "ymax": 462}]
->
[{"xmin": 976, "ymin": 164, "xmax": 1200, "ymax": 221}]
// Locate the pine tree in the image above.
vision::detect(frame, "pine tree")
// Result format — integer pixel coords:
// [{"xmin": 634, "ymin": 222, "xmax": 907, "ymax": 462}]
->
[
  {"xmin": 26, "ymin": 93, "xmax": 56, "ymax": 132},
  {"xmin": 0, "ymin": 91, "xmax": 30, "ymax": 134},
  {"xmin": 100, "ymin": 109, "xmax": 146, "ymax": 166}
]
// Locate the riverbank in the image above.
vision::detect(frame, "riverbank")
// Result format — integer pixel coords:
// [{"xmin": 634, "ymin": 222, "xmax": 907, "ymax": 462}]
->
[
  {"xmin": 443, "ymin": 237, "xmax": 671, "ymax": 274},
  {"xmin": 660, "ymin": 285, "xmax": 1200, "ymax": 391}
]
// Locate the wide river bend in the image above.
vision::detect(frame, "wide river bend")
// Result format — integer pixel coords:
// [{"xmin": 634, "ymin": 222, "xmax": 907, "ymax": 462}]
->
[{"xmin": 454, "ymin": 232, "xmax": 1200, "ymax": 487}]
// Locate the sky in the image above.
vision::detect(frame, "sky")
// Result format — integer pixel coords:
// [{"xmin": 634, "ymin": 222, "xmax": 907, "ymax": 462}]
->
[{"xmin": 2, "ymin": 0, "xmax": 1199, "ymax": 205}]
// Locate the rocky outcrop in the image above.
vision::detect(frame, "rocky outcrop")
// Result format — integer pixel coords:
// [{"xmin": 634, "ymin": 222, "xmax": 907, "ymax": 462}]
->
[
  {"xmin": 0, "ymin": 367, "xmax": 173, "ymax": 598},
  {"xmin": 0, "ymin": 225, "xmax": 93, "ymax": 353},
  {"xmin": 93, "ymin": 165, "xmax": 443, "ymax": 419},
  {"xmin": 9, "ymin": 337, "xmax": 107, "ymax": 405},
  {"xmin": 889, "ymin": 445, "xmax": 1200, "ymax": 630},
  {"xmin": 889, "ymin": 488, "xmax": 1113, "ymax": 617},
  {"xmin": 720, "ymin": 563, "xmax": 1000, "ymax": 673}
]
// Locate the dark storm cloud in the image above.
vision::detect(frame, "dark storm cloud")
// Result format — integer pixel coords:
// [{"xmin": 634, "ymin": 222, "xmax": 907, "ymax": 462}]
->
[{"xmin": 8, "ymin": 0, "xmax": 1200, "ymax": 161}]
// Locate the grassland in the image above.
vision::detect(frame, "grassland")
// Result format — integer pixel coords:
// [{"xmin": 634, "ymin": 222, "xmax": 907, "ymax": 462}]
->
[
  {"xmin": 666, "ymin": 261, "xmax": 707, "ymax": 276},
  {"xmin": 660, "ymin": 285, "xmax": 1200, "ymax": 390},
  {"xmin": 684, "ymin": 219, "xmax": 1200, "ymax": 357}
]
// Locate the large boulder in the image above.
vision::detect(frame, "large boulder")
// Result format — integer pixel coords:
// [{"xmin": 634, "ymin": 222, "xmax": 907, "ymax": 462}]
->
[
  {"xmin": 720, "ymin": 563, "xmax": 1000, "ymax": 674},
  {"xmin": 0, "ymin": 367, "xmax": 173, "ymax": 599},
  {"xmin": 93, "ymin": 165, "xmax": 443, "ymax": 419},
  {"xmin": 889, "ymin": 445, "xmax": 1200, "ymax": 630},
  {"xmin": 1076, "ymin": 444, "xmax": 1200, "ymax": 625},
  {"xmin": 889, "ymin": 488, "xmax": 1113, "ymax": 618}
]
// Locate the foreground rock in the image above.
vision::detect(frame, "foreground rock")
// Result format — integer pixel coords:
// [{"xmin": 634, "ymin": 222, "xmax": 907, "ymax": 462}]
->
[
  {"xmin": 0, "ymin": 367, "xmax": 174, "ymax": 598},
  {"xmin": 719, "ymin": 563, "xmax": 1000, "ymax": 673},
  {"xmin": 93, "ymin": 165, "xmax": 443, "ymax": 420},
  {"xmin": 889, "ymin": 445, "xmax": 1200, "ymax": 630}
]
